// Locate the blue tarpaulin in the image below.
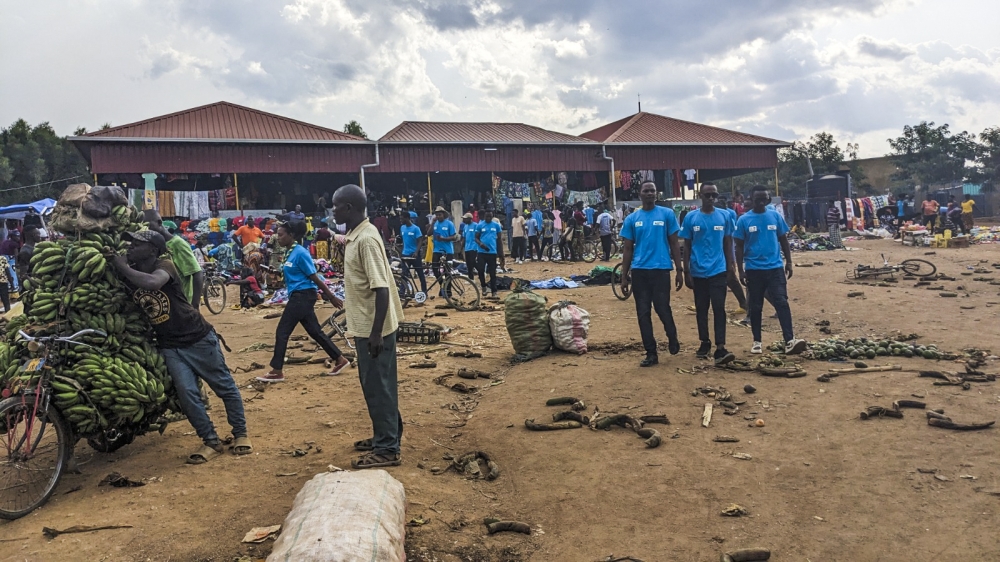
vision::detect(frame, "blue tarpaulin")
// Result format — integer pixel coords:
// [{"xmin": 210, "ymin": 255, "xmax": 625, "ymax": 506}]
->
[{"xmin": 0, "ymin": 198, "xmax": 57, "ymax": 219}]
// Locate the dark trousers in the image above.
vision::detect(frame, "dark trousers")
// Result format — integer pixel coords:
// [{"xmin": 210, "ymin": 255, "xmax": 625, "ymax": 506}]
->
[
  {"xmin": 354, "ymin": 332, "xmax": 402, "ymax": 456},
  {"xmin": 402, "ymin": 255, "xmax": 427, "ymax": 293},
  {"xmin": 478, "ymin": 253, "xmax": 498, "ymax": 294},
  {"xmin": 270, "ymin": 290, "xmax": 342, "ymax": 370},
  {"xmin": 463, "ymin": 250, "xmax": 479, "ymax": 282},
  {"xmin": 0, "ymin": 283, "xmax": 9, "ymax": 312},
  {"xmin": 727, "ymin": 273, "xmax": 747, "ymax": 309},
  {"xmin": 600, "ymin": 234, "xmax": 612, "ymax": 261},
  {"xmin": 922, "ymin": 214, "xmax": 936, "ymax": 231},
  {"xmin": 746, "ymin": 268, "xmax": 795, "ymax": 343},
  {"xmin": 528, "ymin": 235, "xmax": 540, "ymax": 260},
  {"xmin": 511, "ymin": 237, "xmax": 526, "ymax": 260},
  {"xmin": 631, "ymin": 269, "xmax": 678, "ymax": 356},
  {"xmin": 693, "ymin": 273, "xmax": 728, "ymax": 347},
  {"xmin": 431, "ymin": 252, "xmax": 452, "ymax": 280},
  {"xmin": 559, "ymin": 239, "xmax": 574, "ymax": 261},
  {"xmin": 540, "ymin": 236, "xmax": 552, "ymax": 257}
]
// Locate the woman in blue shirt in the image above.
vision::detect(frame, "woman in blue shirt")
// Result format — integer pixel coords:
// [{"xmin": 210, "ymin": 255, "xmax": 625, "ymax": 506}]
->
[{"xmin": 258, "ymin": 221, "xmax": 349, "ymax": 383}]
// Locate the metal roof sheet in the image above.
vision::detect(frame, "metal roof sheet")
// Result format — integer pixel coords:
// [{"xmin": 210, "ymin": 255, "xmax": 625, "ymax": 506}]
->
[
  {"xmin": 379, "ymin": 121, "xmax": 595, "ymax": 144},
  {"xmin": 82, "ymin": 101, "xmax": 367, "ymax": 142},
  {"xmin": 580, "ymin": 112, "xmax": 789, "ymax": 146}
]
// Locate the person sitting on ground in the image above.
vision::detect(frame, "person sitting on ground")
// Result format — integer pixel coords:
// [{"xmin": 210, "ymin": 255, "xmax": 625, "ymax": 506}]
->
[
  {"xmin": 111, "ymin": 230, "xmax": 251, "ymax": 464},
  {"xmin": 229, "ymin": 267, "xmax": 266, "ymax": 308}
]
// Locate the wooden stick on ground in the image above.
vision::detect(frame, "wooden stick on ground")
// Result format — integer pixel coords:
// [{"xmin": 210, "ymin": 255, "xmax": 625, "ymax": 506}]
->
[
  {"xmin": 829, "ymin": 365, "xmax": 902, "ymax": 374},
  {"xmin": 702, "ymin": 403, "xmax": 713, "ymax": 428}
]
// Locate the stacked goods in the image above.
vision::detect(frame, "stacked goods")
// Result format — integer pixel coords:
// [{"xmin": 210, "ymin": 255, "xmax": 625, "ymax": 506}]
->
[
  {"xmin": 0, "ymin": 188, "xmax": 178, "ymax": 437},
  {"xmin": 786, "ymin": 337, "xmax": 958, "ymax": 361}
]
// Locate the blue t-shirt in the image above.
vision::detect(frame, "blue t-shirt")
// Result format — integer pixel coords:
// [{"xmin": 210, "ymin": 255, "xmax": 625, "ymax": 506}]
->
[
  {"xmin": 531, "ymin": 210, "xmax": 544, "ymax": 230},
  {"xmin": 400, "ymin": 223, "xmax": 422, "ymax": 256},
  {"xmin": 432, "ymin": 219, "xmax": 457, "ymax": 254},
  {"xmin": 409, "ymin": 211, "xmax": 418, "ymax": 219},
  {"xmin": 476, "ymin": 220, "xmax": 502, "ymax": 255},
  {"xmin": 283, "ymin": 244, "xmax": 317, "ymax": 293},
  {"xmin": 620, "ymin": 206, "xmax": 680, "ymax": 270},
  {"xmin": 680, "ymin": 209, "xmax": 733, "ymax": 278},
  {"xmin": 462, "ymin": 221, "xmax": 479, "ymax": 252},
  {"xmin": 584, "ymin": 208, "xmax": 595, "ymax": 225},
  {"xmin": 734, "ymin": 209, "xmax": 789, "ymax": 271},
  {"xmin": 897, "ymin": 200, "xmax": 905, "ymax": 217},
  {"xmin": 526, "ymin": 218, "xmax": 538, "ymax": 237}
]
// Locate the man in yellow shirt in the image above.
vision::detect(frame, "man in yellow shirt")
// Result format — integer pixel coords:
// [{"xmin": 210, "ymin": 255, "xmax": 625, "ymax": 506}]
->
[
  {"xmin": 333, "ymin": 184, "xmax": 405, "ymax": 469},
  {"xmin": 961, "ymin": 195, "xmax": 976, "ymax": 232}
]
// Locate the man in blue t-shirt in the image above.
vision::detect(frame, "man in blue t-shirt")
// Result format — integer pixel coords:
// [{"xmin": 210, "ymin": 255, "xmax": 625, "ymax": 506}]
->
[
  {"xmin": 399, "ymin": 212, "xmax": 426, "ymax": 294},
  {"xmin": 427, "ymin": 207, "xmax": 458, "ymax": 294},
  {"xmin": 620, "ymin": 181, "xmax": 685, "ymax": 367},
  {"xmin": 596, "ymin": 205, "xmax": 615, "ymax": 261},
  {"xmin": 525, "ymin": 211, "xmax": 541, "ymax": 261},
  {"xmin": 682, "ymin": 184, "xmax": 736, "ymax": 366},
  {"xmin": 734, "ymin": 185, "xmax": 806, "ymax": 356},
  {"xmin": 460, "ymin": 213, "xmax": 480, "ymax": 282},
  {"xmin": 474, "ymin": 209, "xmax": 505, "ymax": 297},
  {"xmin": 894, "ymin": 194, "xmax": 907, "ymax": 238}
]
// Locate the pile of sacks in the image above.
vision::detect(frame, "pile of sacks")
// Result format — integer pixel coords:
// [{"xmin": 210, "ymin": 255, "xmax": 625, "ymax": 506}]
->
[{"xmin": 503, "ymin": 286, "xmax": 590, "ymax": 357}]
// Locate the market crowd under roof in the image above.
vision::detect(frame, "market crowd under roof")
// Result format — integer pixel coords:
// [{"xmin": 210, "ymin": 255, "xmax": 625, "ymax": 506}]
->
[{"xmin": 70, "ymin": 101, "xmax": 789, "ymax": 180}]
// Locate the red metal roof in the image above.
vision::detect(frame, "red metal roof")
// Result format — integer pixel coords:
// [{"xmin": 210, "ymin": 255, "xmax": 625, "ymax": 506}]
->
[
  {"xmin": 379, "ymin": 121, "xmax": 594, "ymax": 144},
  {"xmin": 581, "ymin": 112, "xmax": 788, "ymax": 146},
  {"xmin": 82, "ymin": 101, "xmax": 366, "ymax": 142}
]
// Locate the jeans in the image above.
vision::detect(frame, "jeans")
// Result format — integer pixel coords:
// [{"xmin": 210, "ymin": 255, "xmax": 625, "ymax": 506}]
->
[
  {"xmin": 270, "ymin": 290, "xmax": 342, "ymax": 370},
  {"xmin": 478, "ymin": 253, "xmax": 498, "ymax": 294},
  {"xmin": 511, "ymin": 237, "xmax": 526, "ymax": 260},
  {"xmin": 463, "ymin": 250, "xmax": 479, "ymax": 282},
  {"xmin": 354, "ymin": 332, "xmax": 402, "ymax": 456},
  {"xmin": 161, "ymin": 331, "xmax": 247, "ymax": 445},
  {"xmin": 600, "ymin": 234, "xmax": 612, "ymax": 261},
  {"xmin": 693, "ymin": 273, "xmax": 728, "ymax": 347},
  {"xmin": 528, "ymin": 235, "xmax": 540, "ymax": 260},
  {"xmin": 631, "ymin": 269, "xmax": 678, "ymax": 356},
  {"xmin": 746, "ymin": 267, "xmax": 795, "ymax": 343},
  {"xmin": 402, "ymin": 255, "xmax": 427, "ymax": 293}
]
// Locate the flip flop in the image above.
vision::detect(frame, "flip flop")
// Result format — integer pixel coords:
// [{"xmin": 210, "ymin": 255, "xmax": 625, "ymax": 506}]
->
[
  {"xmin": 230, "ymin": 436, "xmax": 253, "ymax": 455},
  {"xmin": 351, "ymin": 452, "xmax": 401, "ymax": 469},
  {"xmin": 187, "ymin": 444, "xmax": 223, "ymax": 464},
  {"xmin": 353, "ymin": 438, "xmax": 374, "ymax": 451}
]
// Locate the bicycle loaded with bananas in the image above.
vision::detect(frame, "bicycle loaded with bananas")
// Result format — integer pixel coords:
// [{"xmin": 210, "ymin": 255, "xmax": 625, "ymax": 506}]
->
[{"xmin": 1, "ymin": 203, "xmax": 182, "ymax": 519}]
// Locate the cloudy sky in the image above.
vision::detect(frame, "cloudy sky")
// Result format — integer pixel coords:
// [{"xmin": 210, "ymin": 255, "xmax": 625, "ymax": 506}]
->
[{"xmin": 2, "ymin": 0, "xmax": 998, "ymax": 157}]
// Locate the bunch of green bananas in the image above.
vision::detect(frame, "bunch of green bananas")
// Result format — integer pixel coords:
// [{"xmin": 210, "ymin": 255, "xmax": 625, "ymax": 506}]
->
[{"xmin": 1, "ymin": 203, "xmax": 182, "ymax": 437}]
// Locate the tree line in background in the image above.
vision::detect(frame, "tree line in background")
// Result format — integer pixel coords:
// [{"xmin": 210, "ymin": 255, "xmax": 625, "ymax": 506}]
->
[{"xmin": 0, "ymin": 117, "xmax": 996, "ymax": 208}]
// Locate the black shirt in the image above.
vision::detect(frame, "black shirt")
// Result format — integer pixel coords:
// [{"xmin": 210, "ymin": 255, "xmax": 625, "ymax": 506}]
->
[{"xmin": 130, "ymin": 259, "xmax": 212, "ymax": 348}]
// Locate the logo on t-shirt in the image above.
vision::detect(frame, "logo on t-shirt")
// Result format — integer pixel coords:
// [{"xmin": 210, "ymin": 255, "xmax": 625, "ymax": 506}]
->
[
  {"xmin": 635, "ymin": 221, "xmax": 643, "ymax": 227},
  {"xmin": 767, "ymin": 224, "xmax": 777, "ymax": 230},
  {"xmin": 748, "ymin": 226, "xmax": 758, "ymax": 233},
  {"xmin": 714, "ymin": 225, "xmax": 725, "ymax": 231},
  {"xmin": 693, "ymin": 226, "xmax": 701, "ymax": 232},
  {"xmin": 653, "ymin": 221, "xmax": 664, "ymax": 226},
  {"xmin": 134, "ymin": 289, "xmax": 170, "ymax": 325}
]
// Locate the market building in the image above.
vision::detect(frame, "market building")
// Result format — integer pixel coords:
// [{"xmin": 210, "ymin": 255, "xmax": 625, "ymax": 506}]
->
[{"xmin": 70, "ymin": 101, "xmax": 789, "ymax": 220}]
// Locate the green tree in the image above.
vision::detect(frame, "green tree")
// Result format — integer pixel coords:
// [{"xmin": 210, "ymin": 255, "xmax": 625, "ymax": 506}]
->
[
  {"xmin": 343, "ymin": 120, "xmax": 368, "ymax": 139},
  {"xmin": 886, "ymin": 121, "xmax": 976, "ymax": 187},
  {"xmin": 0, "ymin": 119, "xmax": 90, "ymax": 205},
  {"xmin": 972, "ymin": 127, "xmax": 1000, "ymax": 193}
]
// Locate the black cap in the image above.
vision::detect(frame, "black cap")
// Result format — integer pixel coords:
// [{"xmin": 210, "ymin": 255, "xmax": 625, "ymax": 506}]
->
[{"xmin": 122, "ymin": 229, "xmax": 168, "ymax": 254}]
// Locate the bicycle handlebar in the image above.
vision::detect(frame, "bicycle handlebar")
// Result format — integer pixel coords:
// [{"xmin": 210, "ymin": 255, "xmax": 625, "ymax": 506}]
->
[{"xmin": 18, "ymin": 329, "xmax": 107, "ymax": 344}]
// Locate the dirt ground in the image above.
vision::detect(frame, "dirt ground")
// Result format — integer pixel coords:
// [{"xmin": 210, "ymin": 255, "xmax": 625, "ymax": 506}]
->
[{"xmin": 3, "ymin": 236, "xmax": 1000, "ymax": 561}]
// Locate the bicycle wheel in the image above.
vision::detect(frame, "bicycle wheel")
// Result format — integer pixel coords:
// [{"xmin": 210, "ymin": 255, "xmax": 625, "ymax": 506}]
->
[
  {"xmin": 0, "ymin": 394, "xmax": 72, "ymax": 520},
  {"xmin": 443, "ymin": 276, "xmax": 481, "ymax": 311},
  {"xmin": 581, "ymin": 241, "xmax": 597, "ymax": 263},
  {"xmin": 901, "ymin": 259, "xmax": 936, "ymax": 277},
  {"xmin": 612, "ymin": 263, "xmax": 631, "ymax": 301},
  {"xmin": 203, "ymin": 277, "xmax": 227, "ymax": 315},
  {"xmin": 394, "ymin": 273, "xmax": 415, "ymax": 307}
]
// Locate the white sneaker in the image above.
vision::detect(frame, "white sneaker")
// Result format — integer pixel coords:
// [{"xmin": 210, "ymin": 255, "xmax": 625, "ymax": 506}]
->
[
  {"xmin": 751, "ymin": 342, "xmax": 763, "ymax": 354},
  {"xmin": 541, "ymin": 256, "xmax": 548, "ymax": 262},
  {"xmin": 785, "ymin": 339, "xmax": 808, "ymax": 355}
]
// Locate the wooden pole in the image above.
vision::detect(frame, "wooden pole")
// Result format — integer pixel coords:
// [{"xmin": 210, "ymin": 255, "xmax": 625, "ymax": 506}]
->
[
  {"xmin": 93, "ymin": 174, "xmax": 98, "ymax": 185},
  {"xmin": 774, "ymin": 167, "xmax": 780, "ymax": 196},
  {"xmin": 426, "ymin": 172, "xmax": 432, "ymax": 215},
  {"xmin": 234, "ymin": 173, "xmax": 241, "ymax": 211}
]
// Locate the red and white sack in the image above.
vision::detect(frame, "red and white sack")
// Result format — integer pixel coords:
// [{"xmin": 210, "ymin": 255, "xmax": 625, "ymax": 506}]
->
[
  {"xmin": 267, "ymin": 469, "xmax": 406, "ymax": 562},
  {"xmin": 548, "ymin": 301, "xmax": 590, "ymax": 354}
]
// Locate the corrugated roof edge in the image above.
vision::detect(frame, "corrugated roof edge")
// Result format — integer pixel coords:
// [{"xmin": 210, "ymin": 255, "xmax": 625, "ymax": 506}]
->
[
  {"xmin": 378, "ymin": 121, "xmax": 597, "ymax": 144},
  {"xmin": 83, "ymin": 101, "xmax": 369, "ymax": 142},
  {"xmin": 68, "ymin": 136, "xmax": 374, "ymax": 144},
  {"xmin": 581, "ymin": 112, "xmax": 791, "ymax": 146}
]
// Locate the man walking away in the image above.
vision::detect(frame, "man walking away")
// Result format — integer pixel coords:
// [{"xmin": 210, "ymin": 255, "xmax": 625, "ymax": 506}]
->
[
  {"xmin": 526, "ymin": 211, "xmax": 541, "ymax": 261},
  {"xmin": 510, "ymin": 211, "xmax": 526, "ymax": 264},
  {"xmin": 620, "ymin": 181, "xmax": 684, "ymax": 367},
  {"xmin": 475, "ymin": 210, "xmax": 505, "ymax": 297},
  {"xmin": 961, "ymin": 194, "xmax": 976, "ymax": 233},
  {"xmin": 112, "ymin": 230, "xmax": 251, "ymax": 464},
  {"xmin": 921, "ymin": 195, "xmax": 939, "ymax": 232},
  {"xmin": 333, "ymin": 185, "xmax": 405, "ymax": 469},
  {"xmin": 682, "ymin": 184, "xmax": 736, "ymax": 366},
  {"xmin": 460, "ymin": 213, "xmax": 480, "ymax": 281},
  {"xmin": 734, "ymin": 185, "xmax": 806, "ymax": 356},
  {"xmin": 596, "ymin": 205, "xmax": 615, "ymax": 261},
  {"xmin": 826, "ymin": 201, "xmax": 843, "ymax": 249}
]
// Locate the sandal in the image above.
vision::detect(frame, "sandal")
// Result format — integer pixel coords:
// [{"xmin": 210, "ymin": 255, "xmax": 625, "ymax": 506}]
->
[
  {"xmin": 353, "ymin": 438, "xmax": 374, "ymax": 451},
  {"xmin": 230, "ymin": 436, "xmax": 253, "ymax": 455},
  {"xmin": 351, "ymin": 452, "xmax": 401, "ymax": 469},
  {"xmin": 187, "ymin": 443, "xmax": 223, "ymax": 464}
]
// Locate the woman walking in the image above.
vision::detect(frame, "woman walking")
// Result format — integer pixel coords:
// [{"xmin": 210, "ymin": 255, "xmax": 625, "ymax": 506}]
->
[{"xmin": 257, "ymin": 221, "xmax": 350, "ymax": 383}]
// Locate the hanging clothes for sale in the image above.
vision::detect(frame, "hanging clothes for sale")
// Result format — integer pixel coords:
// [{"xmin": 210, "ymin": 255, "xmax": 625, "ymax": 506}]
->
[{"xmin": 844, "ymin": 198, "xmax": 855, "ymax": 229}]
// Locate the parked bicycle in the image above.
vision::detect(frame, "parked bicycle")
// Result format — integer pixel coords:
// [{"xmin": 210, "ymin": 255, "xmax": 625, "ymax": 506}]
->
[
  {"xmin": 848, "ymin": 254, "xmax": 936, "ymax": 280},
  {"xmin": 201, "ymin": 262, "xmax": 233, "ymax": 314},
  {"xmin": 0, "ymin": 329, "xmax": 112, "ymax": 519},
  {"xmin": 546, "ymin": 240, "xmax": 597, "ymax": 263},
  {"xmin": 612, "ymin": 263, "xmax": 632, "ymax": 301},
  {"xmin": 393, "ymin": 257, "xmax": 480, "ymax": 311}
]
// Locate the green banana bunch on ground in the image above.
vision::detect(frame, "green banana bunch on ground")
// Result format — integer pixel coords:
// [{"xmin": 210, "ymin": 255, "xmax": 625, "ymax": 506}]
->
[{"xmin": 0, "ymin": 203, "xmax": 184, "ymax": 437}]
